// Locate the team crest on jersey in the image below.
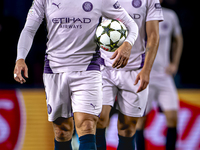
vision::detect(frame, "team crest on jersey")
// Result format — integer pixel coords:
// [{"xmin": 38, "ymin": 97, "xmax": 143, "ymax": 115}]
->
[
  {"xmin": 82, "ymin": 2, "xmax": 93, "ymax": 12},
  {"xmin": 113, "ymin": 1, "xmax": 121, "ymax": 9},
  {"xmin": 47, "ymin": 104, "xmax": 52, "ymax": 114},
  {"xmin": 132, "ymin": 0, "xmax": 142, "ymax": 8}
]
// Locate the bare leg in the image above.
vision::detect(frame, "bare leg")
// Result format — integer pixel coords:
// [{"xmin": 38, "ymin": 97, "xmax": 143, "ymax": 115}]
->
[{"xmin": 52, "ymin": 117, "xmax": 74, "ymax": 150}]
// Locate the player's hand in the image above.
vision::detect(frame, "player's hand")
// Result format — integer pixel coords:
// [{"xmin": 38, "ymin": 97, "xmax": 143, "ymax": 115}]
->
[
  {"xmin": 165, "ymin": 63, "xmax": 178, "ymax": 76},
  {"xmin": 14, "ymin": 59, "xmax": 28, "ymax": 84},
  {"xmin": 134, "ymin": 68, "xmax": 150, "ymax": 93},
  {"xmin": 110, "ymin": 42, "xmax": 132, "ymax": 69}
]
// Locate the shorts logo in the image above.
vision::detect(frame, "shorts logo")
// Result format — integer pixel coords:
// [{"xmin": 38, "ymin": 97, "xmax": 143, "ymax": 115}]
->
[
  {"xmin": 155, "ymin": 3, "xmax": 162, "ymax": 9},
  {"xmin": 47, "ymin": 104, "xmax": 52, "ymax": 114},
  {"xmin": 90, "ymin": 103, "xmax": 96, "ymax": 109},
  {"xmin": 132, "ymin": 0, "xmax": 142, "ymax": 8},
  {"xmin": 113, "ymin": 1, "xmax": 121, "ymax": 9},
  {"xmin": 82, "ymin": 2, "xmax": 93, "ymax": 12}
]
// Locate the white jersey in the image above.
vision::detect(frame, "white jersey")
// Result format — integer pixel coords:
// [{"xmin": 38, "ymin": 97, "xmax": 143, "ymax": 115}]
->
[
  {"xmin": 17, "ymin": 0, "xmax": 138, "ymax": 73},
  {"xmin": 101, "ymin": 0, "xmax": 164, "ymax": 71},
  {"xmin": 151, "ymin": 8, "xmax": 182, "ymax": 77}
]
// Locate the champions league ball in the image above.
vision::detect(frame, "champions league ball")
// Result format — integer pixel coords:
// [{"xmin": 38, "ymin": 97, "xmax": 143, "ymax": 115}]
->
[{"xmin": 95, "ymin": 19, "xmax": 128, "ymax": 52}]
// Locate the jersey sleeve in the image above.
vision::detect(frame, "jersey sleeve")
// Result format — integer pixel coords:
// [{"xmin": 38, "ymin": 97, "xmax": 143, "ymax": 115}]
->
[
  {"xmin": 16, "ymin": 0, "xmax": 44, "ymax": 61},
  {"xmin": 146, "ymin": 0, "xmax": 164, "ymax": 22},
  {"xmin": 101, "ymin": 0, "xmax": 138, "ymax": 46},
  {"xmin": 27, "ymin": 0, "xmax": 45, "ymax": 23},
  {"xmin": 171, "ymin": 11, "xmax": 182, "ymax": 36}
]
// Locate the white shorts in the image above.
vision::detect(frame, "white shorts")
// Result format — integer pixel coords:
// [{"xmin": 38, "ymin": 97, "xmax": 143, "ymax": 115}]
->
[
  {"xmin": 43, "ymin": 71, "xmax": 102, "ymax": 122},
  {"xmin": 145, "ymin": 75, "xmax": 179, "ymax": 114},
  {"xmin": 102, "ymin": 67, "xmax": 149, "ymax": 117}
]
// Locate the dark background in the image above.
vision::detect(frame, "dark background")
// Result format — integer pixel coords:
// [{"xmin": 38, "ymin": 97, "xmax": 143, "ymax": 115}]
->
[{"xmin": 0, "ymin": 0, "xmax": 199, "ymax": 88}]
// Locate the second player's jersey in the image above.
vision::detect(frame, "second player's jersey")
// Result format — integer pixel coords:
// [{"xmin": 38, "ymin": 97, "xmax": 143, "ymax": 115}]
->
[
  {"xmin": 18, "ymin": 0, "xmax": 138, "ymax": 73},
  {"xmin": 151, "ymin": 8, "xmax": 182, "ymax": 77},
  {"xmin": 101, "ymin": 0, "xmax": 164, "ymax": 71}
]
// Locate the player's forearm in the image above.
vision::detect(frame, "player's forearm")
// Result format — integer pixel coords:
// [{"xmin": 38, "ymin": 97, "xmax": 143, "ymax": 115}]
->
[
  {"xmin": 124, "ymin": 19, "xmax": 138, "ymax": 47},
  {"xmin": 171, "ymin": 34, "xmax": 183, "ymax": 68},
  {"xmin": 142, "ymin": 20, "xmax": 160, "ymax": 73},
  {"xmin": 143, "ymin": 31, "xmax": 159, "ymax": 73},
  {"xmin": 121, "ymin": 12, "xmax": 138, "ymax": 46},
  {"xmin": 16, "ymin": 20, "xmax": 40, "ymax": 61}
]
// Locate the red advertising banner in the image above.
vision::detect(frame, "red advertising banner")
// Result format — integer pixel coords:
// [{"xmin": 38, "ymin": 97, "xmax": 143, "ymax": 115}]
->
[
  {"xmin": 0, "ymin": 90, "xmax": 26, "ymax": 150},
  {"xmin": 0, "ymin": 89, "xmax": 199, "ymax": 150},
  {"xmin": 106, "ymin": 98, "xmax": 200, "ymax": 150},
  {"xmin": 144, "ymin": 100, "xmax": 200, "ymax": 150}
]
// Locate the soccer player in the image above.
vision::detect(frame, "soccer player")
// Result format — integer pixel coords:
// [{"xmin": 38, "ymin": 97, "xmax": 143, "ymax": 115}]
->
[
  {"xmin": 96, "ymin": 0, "xmax": 163, "ymax": 149},
  {"xmin": 135, "ymin": 0, "xmax": 183, "ymax": 150},
  {"xmin": 13, "ymin": 0, "xmax": 139, "ymax": 150}
]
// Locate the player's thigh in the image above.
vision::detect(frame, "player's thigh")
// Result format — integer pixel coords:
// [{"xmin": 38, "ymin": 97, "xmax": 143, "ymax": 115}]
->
[
  {"xmin": 70, "ymin": 71, "xmax": 102, "ymax": 116},
  {"xmin": 43, "ymin": 73, "xmax": 72, "ymax": 122},
  {"xmin": 136, "ymin": 85, "xmax": 157, "ymax": 130},
  {"xmin": 102, "ymin": 67, "xmax": 118, "ymax": 106},
  {"xmin": 118, "ymin": 111, "xmax": 139, "ymax": 137},
  {"xmin": 117, "ymin": 70, "xmax": 149, "ymax": 117},
  {"xmin": 158, "ymin": 77, "xmax": 179, "ymax": 111},
  {"xmin": 145, "ymin": 84, "xmax": 158, "ymax": 114}
]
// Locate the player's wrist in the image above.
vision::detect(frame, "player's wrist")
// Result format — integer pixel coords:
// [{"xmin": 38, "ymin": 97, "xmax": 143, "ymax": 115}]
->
[
  {"xmin": 16, "ymin": 59, "xmax": 25, "ymax": 64},
  {"xmin": 124, "ymin": 40, "xmax": 134, "ymax": 47},
  {"xmin": 141, "ymin": 65, "xmax": 151, "ymax": 74}
]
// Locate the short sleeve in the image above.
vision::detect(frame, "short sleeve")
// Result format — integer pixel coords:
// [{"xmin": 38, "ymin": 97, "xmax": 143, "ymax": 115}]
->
[
  {"xmin": 146, "ymin": 0, "xmax": 164, "ymax": 22},
  {"xmin": 26, "ymin": 0, "xmax": 45, "ymax": 24}
]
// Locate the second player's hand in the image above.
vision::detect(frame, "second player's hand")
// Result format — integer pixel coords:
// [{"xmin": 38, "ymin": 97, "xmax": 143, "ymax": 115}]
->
[
  {"xmin": 165, "ymin": 63, "xmax": 178, "ymax": 76},
  {"xmin": 110, "ymin": 42, "xmax": 132, "ymax": 69},
  {"xmin": 14, "ymin": 59, "xmax": 28, "ymax": 84},
  {"xmin": 134, "ymin": 68, "xmax": 150, "ymax": 93}
]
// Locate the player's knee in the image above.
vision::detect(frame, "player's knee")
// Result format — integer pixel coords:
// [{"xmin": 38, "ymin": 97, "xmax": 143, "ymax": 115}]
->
[
  {"xmin": 97, "ymin": 114, "xmax": 109, "ymax": 129},
  {"xmin": 97, "ymin": 105, "xmax": 111, "ymax": 129},
  {"xmin": 77, "ymin": 119, "xmax": 97, "ymax": 134},
  {"xmin": 118, "ymin": 121, "xmax": 137, "ymax": 137},
  {"xmin": 74, "ymin": 112, "xmax": 98, "ymax": 136},
  {"xmin": 165, "ymin": 111, "xmax": 178, "ymax": 127},
  {"xmin": 118, "ymin": 114, "xmax": 139, "ymax": 137},
  {"xmin": 118, "ymin": 123, "xmax": 136, "ymax": 137},
  {"xmin": 54, "ymin": 129, "xmax": 73, "ymax": 141},
  {"xmin": 136, "ymin": 116, "xmax": 147, "ymax": 130},
  {"xmin": 166, "ymin": 114, "xmax": 177, "ymax": 127},
  {"xmin": 53, "ymin": 118, "xmax": 74, "ymax": 141}
]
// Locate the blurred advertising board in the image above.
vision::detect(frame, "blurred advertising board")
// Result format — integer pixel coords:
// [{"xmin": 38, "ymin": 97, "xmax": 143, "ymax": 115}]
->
[
  {"xmin": 106, "ymin": 90, "xmax": 200, "ymax": 150},
  {"xmin": 0, "ymin": 89, "xmax": 199, "ymax": 150}
]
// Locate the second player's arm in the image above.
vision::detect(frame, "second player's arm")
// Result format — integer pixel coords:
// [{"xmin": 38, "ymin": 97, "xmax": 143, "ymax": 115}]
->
[
  {"xmin": 101, "ymin": 0, "xmax": 139, "ymax": 69},
  {"xmin": 166, "ymin": 33, "xmax": 183, "ymax": 75},
  {"xmin": 111, "ymin": 15, "xmax": 139, "ymax": 69},
  {"xmin": 134, "ymin": 20, "xmax": 160, "ymax": 93}
]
